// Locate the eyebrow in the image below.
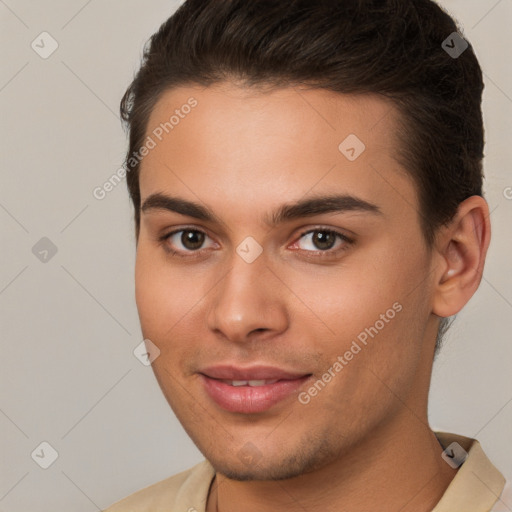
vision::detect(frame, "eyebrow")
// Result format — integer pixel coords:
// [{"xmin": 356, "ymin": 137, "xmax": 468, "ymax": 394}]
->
[{"xmin": 141, "ymin": 192, "xmax": 383, "ymax": 227}]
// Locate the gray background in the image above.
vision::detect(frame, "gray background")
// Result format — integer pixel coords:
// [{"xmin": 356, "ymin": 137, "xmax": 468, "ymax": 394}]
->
[{"xmin": 1, "ymin": 0, "xmax": 511, "ymax": 510}]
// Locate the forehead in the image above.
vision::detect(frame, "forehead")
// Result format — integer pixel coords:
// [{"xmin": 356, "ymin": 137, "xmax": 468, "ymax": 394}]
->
[
  {"xmin": 145, "ymin": 82, "xmax": 400, "ymax": 153},
  {"xmin": 139, "ymin": 82, "xmax": 416, "ymax": 225}
]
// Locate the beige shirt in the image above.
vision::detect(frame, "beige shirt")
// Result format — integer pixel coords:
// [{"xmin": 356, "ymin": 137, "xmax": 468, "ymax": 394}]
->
[{"xmin": 103, "ymin": 432, "xmax": 507, "ymax": 512}]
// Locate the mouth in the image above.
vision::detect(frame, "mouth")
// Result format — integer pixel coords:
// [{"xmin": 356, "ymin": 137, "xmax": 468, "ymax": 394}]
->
[
  {"xmin": 218, "ymin": 379, "xmax": 280, "ymax": 386},
  {"xmin": 199, "ymin": 365, "xmax": 313, "ymax": 414}
]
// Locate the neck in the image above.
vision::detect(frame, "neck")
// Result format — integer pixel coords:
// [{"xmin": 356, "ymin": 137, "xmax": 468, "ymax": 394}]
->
[{"xmin": 206, "ymin": 414, "xmax": 457, "ymax": 512}]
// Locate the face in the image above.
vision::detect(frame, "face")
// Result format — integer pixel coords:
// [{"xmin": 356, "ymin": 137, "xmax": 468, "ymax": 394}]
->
[{"xmin": 135, "ymin": 82, "xmax": 439, "ymax": 480}]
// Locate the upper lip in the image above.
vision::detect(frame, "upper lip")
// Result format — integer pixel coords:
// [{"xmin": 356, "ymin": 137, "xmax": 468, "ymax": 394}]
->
[{"xmin": 200, "ymin": 365, "xmax": 310, "ymax": 381}]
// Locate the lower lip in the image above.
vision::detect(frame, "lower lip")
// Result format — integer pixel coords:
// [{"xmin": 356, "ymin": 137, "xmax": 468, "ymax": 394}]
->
[{"xmin": 200, "ymin": 374, "xmax": 311, "ymax": 414}]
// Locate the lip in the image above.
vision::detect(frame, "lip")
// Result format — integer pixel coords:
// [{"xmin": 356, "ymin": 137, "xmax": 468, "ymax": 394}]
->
[{"xmin": 199, "ymin": 365, "xmax": 312, "ymax": 414}]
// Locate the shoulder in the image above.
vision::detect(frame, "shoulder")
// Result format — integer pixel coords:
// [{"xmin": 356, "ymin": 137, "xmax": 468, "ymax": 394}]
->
[{"xmin": 102, "ymin": 459, "xmax": 215, "ymax": 512}]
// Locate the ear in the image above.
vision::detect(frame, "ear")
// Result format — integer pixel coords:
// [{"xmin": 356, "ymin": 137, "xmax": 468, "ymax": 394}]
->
[{"xmin": 431, "ymin": 195, "xmax": 491, "ymax": 318}]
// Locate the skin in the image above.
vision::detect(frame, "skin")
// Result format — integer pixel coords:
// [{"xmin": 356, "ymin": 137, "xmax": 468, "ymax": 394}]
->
[{"xmin": 134, "ymin": 82, "xmax": 491, "ymax": 512}]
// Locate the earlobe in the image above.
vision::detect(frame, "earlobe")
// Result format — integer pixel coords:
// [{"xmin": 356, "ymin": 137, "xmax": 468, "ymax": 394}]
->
[{"xmin": 432, "ymin": 196, "xmax": 491, "ymax": 318}]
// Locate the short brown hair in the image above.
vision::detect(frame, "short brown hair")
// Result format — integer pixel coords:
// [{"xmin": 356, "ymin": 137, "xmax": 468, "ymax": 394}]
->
[{"xmin": 120, "ymin": 0, "xmax": 485, "ymax": 352}]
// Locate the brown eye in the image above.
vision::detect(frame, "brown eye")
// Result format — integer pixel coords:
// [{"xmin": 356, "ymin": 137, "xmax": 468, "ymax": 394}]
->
[
  {"xmin": 162, "ymin": 228, "xmax": 215, "ymax": 254},
  {"xmin": 310, "ymin": 231, "xmax": 337, "ymax": 250},
  {"xmin": 296, "ymin": 229, "xmax": 350, "ymax": 252},
  {"xmin": 180, "ymin": 230, "xmax": 205, "ymax": 250}
]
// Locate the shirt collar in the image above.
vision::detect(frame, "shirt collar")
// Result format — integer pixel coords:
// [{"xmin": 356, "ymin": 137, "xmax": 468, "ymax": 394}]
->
[{"xmin": 431, "ymin": 431, "xmax": 505, "ymax": 512}]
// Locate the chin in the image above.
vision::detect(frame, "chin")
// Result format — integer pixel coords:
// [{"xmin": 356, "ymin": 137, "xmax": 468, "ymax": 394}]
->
[
  {"xmin": 210, "ymin": 461, "xmax": 307, "ymax": 482},
  {"xmin": 205, "ymin": 444, "xmax": 332, "ymax": 482}
]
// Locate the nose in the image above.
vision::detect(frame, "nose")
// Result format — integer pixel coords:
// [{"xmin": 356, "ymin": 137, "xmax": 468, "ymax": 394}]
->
[{"xmin": 206, "ymin": 248, "xmax": 289, "ymax": 344}]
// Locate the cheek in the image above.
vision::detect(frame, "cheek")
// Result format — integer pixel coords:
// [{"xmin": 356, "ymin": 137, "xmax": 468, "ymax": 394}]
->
[
  {"xmin": 134, "ymin": 251, "xmax": 205, "ymax": 394},
  {"xmin": 281, "ymin": 258, "xmax": 402, "ymax": 344},
  {"xmin": 134, "ymin": 245, "xmax": 214, "ymax": 348},
  {"xmin": 135, "ymin": 247, "xmax": 182, "ymax": 336},
  {"xmin": 287, "ymin": 239, "xmax": 430, "ymax": 370}
]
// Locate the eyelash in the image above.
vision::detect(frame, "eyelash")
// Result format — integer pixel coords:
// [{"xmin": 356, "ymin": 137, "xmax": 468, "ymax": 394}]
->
[{"xmin": 159, "ymin": 226, "xmax": 354, "ymax": 260}]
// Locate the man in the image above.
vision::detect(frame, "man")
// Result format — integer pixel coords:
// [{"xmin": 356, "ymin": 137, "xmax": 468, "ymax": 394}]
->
[{"xmin": 104, "ymin": 0, "xmax": 507, "ymax": 510}]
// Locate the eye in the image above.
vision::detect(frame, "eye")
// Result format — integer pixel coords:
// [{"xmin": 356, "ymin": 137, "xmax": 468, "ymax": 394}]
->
[
  {"xmin": 159, "ymin": 226, "xmax": 353, "ymax": 260},
  {"xmin": 291, "ymin": 228, "xmax": 353, "ymax": 255},
  {"xmin": 161, "ymin": 228, "xmax": 216, "ymax": 256}
]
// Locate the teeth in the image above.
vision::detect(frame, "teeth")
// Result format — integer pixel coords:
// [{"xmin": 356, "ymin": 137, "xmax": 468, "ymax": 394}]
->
[
  {"xmin": 223, "ymin": 379, "xmax": 279, "ymax": 387},
  {"xmin": 248, "ymin": 380, "xmax": 268, "ymax": 386}
]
